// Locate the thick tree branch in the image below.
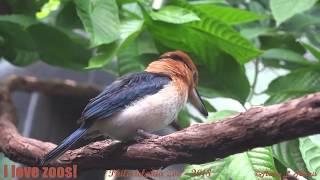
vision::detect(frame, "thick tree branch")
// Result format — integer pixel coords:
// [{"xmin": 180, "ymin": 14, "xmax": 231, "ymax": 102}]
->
[
  {"xmin": 1, "ymin": 75, "xmax": 320, "ymax": 171},
  {"xmin": 4, "ymin": 75, "xmax": 101, "ymax": 98}
]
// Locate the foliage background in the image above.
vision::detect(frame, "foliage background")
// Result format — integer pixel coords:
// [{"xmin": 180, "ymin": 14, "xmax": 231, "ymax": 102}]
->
[{"xmin": 1, "ymin": 0, "xmax": 320, "ymax": 179}]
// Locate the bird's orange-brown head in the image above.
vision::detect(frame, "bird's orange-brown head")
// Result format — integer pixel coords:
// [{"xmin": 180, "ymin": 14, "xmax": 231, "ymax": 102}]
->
[{"xmin": 145, "ymin": 50, "xmax": 208, "ymax": 116}]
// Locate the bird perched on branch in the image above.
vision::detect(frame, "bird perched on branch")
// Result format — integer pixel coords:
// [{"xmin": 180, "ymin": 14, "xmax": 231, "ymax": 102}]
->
[{"xmin": 41, "ymin": 50, "xmax": 208, "ymax": 165}]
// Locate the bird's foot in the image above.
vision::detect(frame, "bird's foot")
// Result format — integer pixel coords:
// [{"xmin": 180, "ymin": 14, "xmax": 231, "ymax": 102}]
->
[{"xmin": 136, "ymin": 129, "xmax": 159, "ymax": 139}]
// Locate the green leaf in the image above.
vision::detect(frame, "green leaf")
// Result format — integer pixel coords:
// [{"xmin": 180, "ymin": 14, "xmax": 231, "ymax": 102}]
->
[
  {"xmin": 188, "ymin": 0, "xmax": 227, "ymax": 5},
  {"xmin": 36, "ymin": 0, "xmax": 60, "ymax": 19},
  {"xmin": 261, "ymin": 48, "xmax": 318, "ymax": 67},
  {"xmin": 177, "ymin": 108, "xmax": 192, "ymax": 128},
  {"xmin": 6, "ymin": 0, "xmax": 48, "ymax": 16},
  {"xmin": 259, "ymin": 34, "xmax": 305, "ymax": 54},
  {"xmin": 56, "ymin": 1, "xmax": 83, "ymax": 29},
  {"xmin": 187, "ymin": 15, "xmax": 262, "ymax": 64},
  {"xmin": 266, "ymin": 68, "xmax": 320, "ymax": 95},
  {"xmin": 282, "ymin": 14, "xmax": 320, "ymax": 32},
  {"xmin": 265, "ymin": 91, "xmax": 310, "ymax": 105},
  {"xmin": 150, "ymin": 5, "xmax": 200, "ymax": 24},
  {"xmin": 260, "ymin": 34, "xmax": 309, "ymax": 69},
  {"xmin": 181, "ymin": 158, "xmax": 232, "ymax": 180},
  {"xmin": 117, "ymin": 40, "xmax": 145, "ymax": 75},
  {"xmin": 0, "ymin": 15, "xmax": 38, "ymax": 28},
  {"xmin": 87, "ymin": 43, "xmax": 118, "ymax": 69},
  {"xmin": 198, "ymin": 54, "xmax": 250, "ymax": 103},
  {"xmin": 142, "ymin": 2, "xmax": 261, "ymax": 64},
  {"xmin": 240, "ymin": 27, "xmax": 273, "ymax": 40},
  {"xmin": 309, "ymin": 135, "xmax": 320, "ymax": 147},
  {"xmin": 27, "ymin": 23, "xmax": 91, "ymax": 69},
  {"xmin": 118, "ymin": 20, "xmax": 144, "ymax": 49},
  {"xmin": 272, "ymin": 140, "xmax": 308, "ymax": 172},
  {"xmin": 270, "ymin": 0, "xmax": 318, "ymax": 26},
  {"xmin": 144, "ymin": 9, "xmax": 250, "ymax": 102},
  {"xmin": 87, "ymin": 19, "xmax": 144, "ymax": 69},
  {"xmin": 301, "ymin": 42, "xmax": 320, "ymax": 61},
  {"xmin": 75, "ymin": 0, "xmax": 120, "ymax": 47},
  {"xmin": 136, "ymin": 31, "xmax": 158, "ymax": 55},
  {"xmin": 228, "ymin": 147, "xmax": 279, "ymax": 180},
  {"xmin": 202, "ymin": 99, "xmax": 216, "ymax": 113},
  {"xmin": 206, "ymin": 110, "xmax": 238, "ymax": 122},
  {"xmin": 299, "ymin": 137, "xmax": 320, "ymax": 179},
  {"xmin": 193, "ymin": 4, "xmax": 266, "ymax": 25},
  {"xmin": 0, "ymin": 19, "xmax": 39, "ymax": 66}
]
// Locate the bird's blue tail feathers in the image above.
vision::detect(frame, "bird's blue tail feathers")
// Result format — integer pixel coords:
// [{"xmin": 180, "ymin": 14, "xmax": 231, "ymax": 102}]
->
[{"xmin": 40, "ymin": 125, "xmax": 89, "ymax": 166}]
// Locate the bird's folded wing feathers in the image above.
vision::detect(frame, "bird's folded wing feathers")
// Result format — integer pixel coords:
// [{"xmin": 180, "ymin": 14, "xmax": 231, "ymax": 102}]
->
[{"xmin": 81, "ymin": 71, "xmax": 171, "ymax": 123}]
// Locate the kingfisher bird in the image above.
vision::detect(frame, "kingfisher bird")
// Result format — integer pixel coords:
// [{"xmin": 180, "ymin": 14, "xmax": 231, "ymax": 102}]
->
[{"xmin": 41, "ymin": 50, "xmax": 208, "ymax": 165}]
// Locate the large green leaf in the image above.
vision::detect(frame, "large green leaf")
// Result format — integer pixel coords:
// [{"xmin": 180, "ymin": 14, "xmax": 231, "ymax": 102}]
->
[
  {"xmin": 177, "ymin": 108, "xmax": 192, "ymax": 128},
  {"xmin": 87, "ymin": 43, "xmax": 118, "ymax": 70},
  {"xmin": 0, "ymin": 17, "xmax": 39, "ymax": 66},
  {"xmin": 197, "ymin": 54, "xmax": 250, "ymax": 103},
  {"xmin": 282, "ymin": 14, "xmax": 320, "ymax": 32},
  {"xmin": 75, "ymin": 0, "xmax": 120, "ymax": 47},
  {"xmin": 193, "ymin": 4, "xmax": 266, "ymax": 25},
  {"xmin": 55, "ymin": 1, "xmax": 83, "ymax": 29},
  {"xmin": 36, "ymin": 0, "xmax": 60, "ymax": 19},
  {"xmin": 118, "ymin": 20, "xmax": 144, "ymax": 49},
  {"xmin": 228, "ymin": 147, "xmax": 279, "ymax": 180},
  {"xmin": 259, "ymin": 34, "xmax": 305, "ymax": 53},
  {"xmin": 27, "ymin": 23, "xmax": 91, "ymax": 69},
  {"xmin": 144, "ymin": 19, "xmax": 251, "ymax": 102},
  {"xmin": 202, "ymin": 99, "xmax": 216, "ymax": 113},
  {"xmin": 310, "ymin": 135, "xmax": 320, "ymax": 147},
  {"xmin": 142, "ymin": 1, "xmax": 261, "ymax": 64},
  {"xmin": 117, "ymin": 39, "xmax": 145, "ymax": 75},
  {"xmin": 0, "ymin": 15, "xmax": 38, "ymax": 28},
  {"xmin": 187, "ymin": 15, "xmax": 261, "ymax": 64},
  {"xmin": 150, "ymin": 5, "xmax": 200, "ymax": 24},
  {"xmin": 6, "ymin": 0, "xmax": 48, "ymax": 16},
  {"xmin": 299, "ymin": 137, "xmax": 320, "ymax": 179},
  {"xmin": 302, "ymin": 43, "xmax": 320, "ymax": 61},
  {"xmin": 272, "ymin": 140, "xmax": 308, "ymax": 172},
  {"xmin": 87, "ymin": 19, "xmax": 144, "ymax": 69},
  {"xmin": 266, "ymin": 69, "xmax": 320, "ymax": 95},
  {"xmin": 259, "ymin": 34, "xmax": 310, "ymax": 69},
  {"xmin": 188, "ymin": 0, "xmax": 227, "ymax": 5},
  {"xmin": 270, "ymin": 0, "xmax": 318, "ymax": 26},
  {"xmin": 261, "ymin": 48, "xmax": 319, "ymax": 68},
  {"xmin": 240, "ymin": 27, "xmax": 273, "ymax": 40},
  {"xmin": 265, "ymin": 91, "xmax": 310, "ymax": 105}
]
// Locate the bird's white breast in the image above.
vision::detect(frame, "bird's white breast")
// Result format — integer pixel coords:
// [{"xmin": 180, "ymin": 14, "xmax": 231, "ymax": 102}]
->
[{"xmin": 90, "ymin": 82, "xmax": 188, "ymax": 140}]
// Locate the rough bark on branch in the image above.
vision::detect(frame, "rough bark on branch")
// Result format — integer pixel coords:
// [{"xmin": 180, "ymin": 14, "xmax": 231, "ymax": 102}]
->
[{"xmin": 1, "ymin": 75, "xmax": 320, "ymax": 171}]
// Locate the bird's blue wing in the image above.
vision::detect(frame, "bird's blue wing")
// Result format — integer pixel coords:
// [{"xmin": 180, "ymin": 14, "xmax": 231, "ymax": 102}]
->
[{"xmin": 81, "ymin": 72, "xmax": 171, "ymax": 122}]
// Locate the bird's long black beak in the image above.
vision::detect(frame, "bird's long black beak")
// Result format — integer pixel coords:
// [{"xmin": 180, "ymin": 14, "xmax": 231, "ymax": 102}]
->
[{"xmin": 190, "ymin": 88, "xmax": 208, "ymax": 117}]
